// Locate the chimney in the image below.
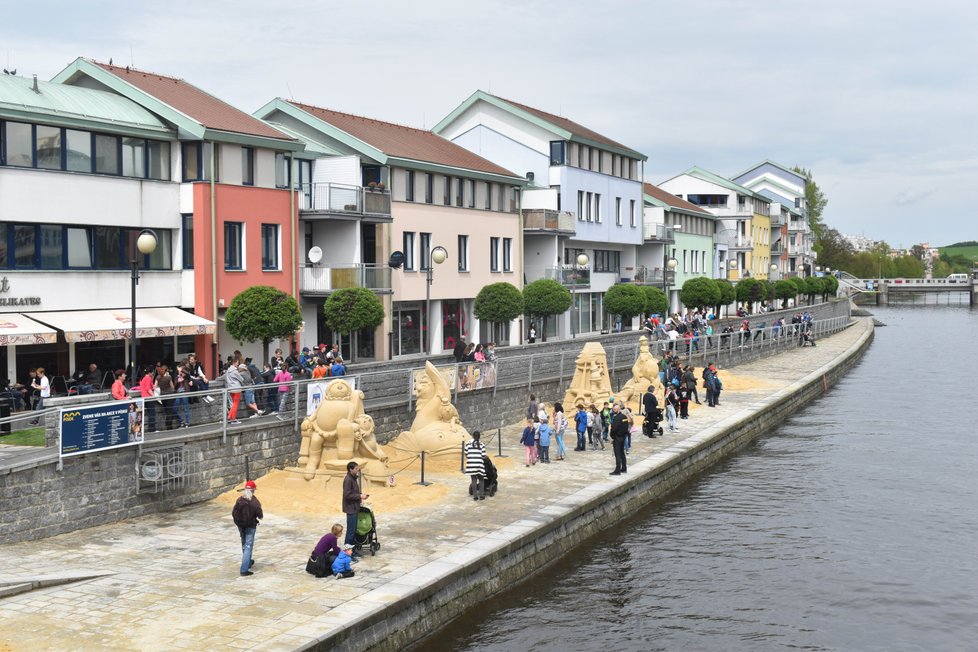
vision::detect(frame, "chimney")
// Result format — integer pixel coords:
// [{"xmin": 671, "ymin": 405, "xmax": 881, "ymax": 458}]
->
[{"xmin": 32, "ymin": 74, "xmax": 39, "ymax": 93}]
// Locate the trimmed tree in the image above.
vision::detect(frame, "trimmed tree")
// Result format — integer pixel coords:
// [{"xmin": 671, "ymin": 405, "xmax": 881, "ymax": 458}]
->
[
  {"xmin": 821, "ymin": 275, "xmax": 839, "ymax": 301},
  {"xmin": 774, "ymin": 280, "xmax": 797, "ymax": 308},
  {"xmin": 804, "ymin": 276, "xmax": 823, "ymax": 304},
  {"xmin": 604, "ymin": 283, "xmax": 647, "ymax": 329},
  {"xmin": 522, "ymin": 278, "xmax": 572, "ymax": 342},
  {"xmin": 714, "ymin": 279, "xmax": 736, "ymax": 316},
  {"xmin": 642, "ymin": 285, "xmax": 668, "ymax": 317},
  {"xmin": 680, "ymin": 277, "xmax": 721, "ymax": 312},
  {"xmin": 225, "ymin": 285, "xmax": 303, "ymax": 365},
  {"xmin": 735, "ymin": 277, "xmax": 762, "ymax": 310},
  {"xmin": 474, "ymin": 282, "xmax": 524, "ymax": 342},
  {"xmin": 322, "ymin": 287, "xmax": 385, "ymax": 360},
  {"xmin": 789, "ymin": 276, "xmax": 808, "ymax": 303}
]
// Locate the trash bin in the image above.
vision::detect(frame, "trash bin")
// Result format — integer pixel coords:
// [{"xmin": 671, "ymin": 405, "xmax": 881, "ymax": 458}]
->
[{"xmin": 0, "ymin": 397, "xmax": 11, "ymax": 434}]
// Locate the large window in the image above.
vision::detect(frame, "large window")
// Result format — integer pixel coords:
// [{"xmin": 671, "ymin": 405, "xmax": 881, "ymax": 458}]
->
[
  {"xmin": 490, "ymin": 237, "xmax": 500, "ymax": 272},
  {"xmin": 456, "ymin": 178, "xmax": 464, "ymax": 207},
  {"xmin": 616, "ymin": 197, "xmax": 622, "ymax": 226},
  {"xmin": 403, "ymin": 232, "xmax": 416, "ymax": 271},
  {"xmin": 419, "ymin": 232, "xmax": 431, "ymax": 270},
  {"xmin": 0, "ymin": 222, "xmax": 171, "ymax": 270},
  {"xmin": 275, "ymin": 152, "xmax": 290, "ymax": 188},
  {"xmin": 550, "ymin": 140, "xmax": 565, "ymax": 166},
  {"xmin": 630, "ymin": 199, "xmax": 637, "ymax": 227},
  {"xmin": 224, "ymin": 222, "xmax": 243, "ymax": 270},
  {"xmin": 182, "ymin": 214, "xmax": 194, "ymax": 269},
  {"xmin": 503, "ymin": 238, "xmax": 512, "ymax": 272},
  {"xmin": 593, "ymin": 249, "xmax": 620, "ymax": 274},
  {"xmin": 443, "ymin": 175, "xmax": 452, "ymax": 205},
  {"xmin": 66, "ymin": 129, "xmax": 92, "ymax": 172},
  {"xmin": 686, "ymin": 194, "xmax": 727, "ymax": 207},
  {"xmin": 36, "ymin": 125, "xmax": 62, "ymax": 170},
  {"xmin": 122, "ymin": 137, "xmax": 146, "ymax": 178},
  {"xmin": 261, "ymin": 224, "xmax": 279, "ymax": 270},
  {"xmin": 424, "ymin": 173, "xmax": 433, "ymax": 204},
  {"xmin": 458, "ymin": 235, "xmax": 469, "ymax": 272},
  {"xmin": 242, "ymin": 147, "xmax": 255, "ymax": 186},
  {"xmin": 182, "ymin": 141, "xmax": 218, "ymax": 182},
  {"xmin": 467, "ymin": 179, "xmax": 475, "ymax": 208},
  {"xmin": 94, "ymin": 134, "xmax": 119, "ymax": 175},
  {"xmin": 4, "ymin": 121, "xmax": 33, "ymax": 167},
  {"xmin": 405, "ymin": 170, "xmax": 415, "ymax": 202},
  {"xmin": 594, "ymin": 193, "xmax": 602, "ymax": 223}
]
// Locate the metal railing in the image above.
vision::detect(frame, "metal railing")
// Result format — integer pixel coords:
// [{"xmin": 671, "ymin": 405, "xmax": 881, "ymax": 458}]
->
[
  {"xmin": 643, "ymin": 221, "xmax": 677, "ymax": 242},
  {"xmin": 300, "ymin": 264, "xmax": 392, "ymax": 293},
  {"xmin": 299, "ymin": 182, "xmax": 392, "ymax": 216},
  {"xmin": 523, "ymin": 209, "xmax": 576, "ymax": 233},
  {"xmin": 631, "ymin": 266, "xmax": 675, "ymax": 285},
  {"xmin": 545, "ymin": 266, "xmax": 591, "ymax": 286}
]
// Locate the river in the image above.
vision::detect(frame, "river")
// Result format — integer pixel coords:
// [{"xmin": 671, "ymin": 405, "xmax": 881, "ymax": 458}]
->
[{"xmin": 419, "ymin": 306, "xmax": 978, "ymax": 651}]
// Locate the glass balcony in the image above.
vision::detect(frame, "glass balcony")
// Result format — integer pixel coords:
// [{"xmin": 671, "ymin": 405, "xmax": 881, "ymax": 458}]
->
[
  {"xmin": 299, "ymin": 183, "xmax": 391, "ymax": 218},
  {"xmin": 544, "ymin": 266, "xmax": 590, "ymax": 287},
  {"xmin": 523, "ymin": 209, "xmax": 576, "ymax": 234},
  {"xmin": 300, "ymin": 264, "xmax": 392, "ymax": 295},
  {"xmin": 630, "ymin": 266, "xmax": 675, "ymax": 286},
  {"xmin": 643, "ymin": 221, "xmax": 677, "ymax": 242}
]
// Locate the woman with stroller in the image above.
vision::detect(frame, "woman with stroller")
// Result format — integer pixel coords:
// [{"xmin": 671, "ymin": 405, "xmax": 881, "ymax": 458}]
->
[{"xmin": 464, "ymin": 430, "xmax": 488, "ymax": 500}]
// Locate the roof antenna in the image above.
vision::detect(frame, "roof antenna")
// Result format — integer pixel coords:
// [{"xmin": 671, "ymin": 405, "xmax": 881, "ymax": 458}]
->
[
  {"xmin": 286, "ymin": 81, "xmax": 294, "ymax": 100},
  {"xmin": 129, "ymin": 44, "xmax": 134, "ymax": 69}
]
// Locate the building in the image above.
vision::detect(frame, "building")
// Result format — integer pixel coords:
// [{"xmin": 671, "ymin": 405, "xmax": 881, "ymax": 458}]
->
[
  {"xmin": 659, "ymin": 166, "xmax": 772, "ymax": 282},
  {"xmin": 732, "ymin": 160, "xmax": 815, "ymax": 277},
  {"xmin": 641, "ymin": 183, "xmax": 717, "ymax": 313},
  {"xmin": 255, "ymin": 99, "xmax": 525, "ymax": 358},
  {"xmin": 433, "ymin": 91, "xmax": 647, "ymax": 336}
]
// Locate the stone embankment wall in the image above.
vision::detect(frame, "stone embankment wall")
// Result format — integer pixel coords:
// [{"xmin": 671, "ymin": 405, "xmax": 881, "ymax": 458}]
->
[{"xmin": 0, "ymin": 300, "xmax": 849, "ymax": 545}]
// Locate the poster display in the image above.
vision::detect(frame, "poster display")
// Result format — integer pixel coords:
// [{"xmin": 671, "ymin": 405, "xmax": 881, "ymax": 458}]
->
[
  {"xmin": 60, "ymin": 399, "xmax": 145, "ymax": 458},
  {"xmin": 306, "ymin": 378, "xmax": 357, "ymax": 416}
]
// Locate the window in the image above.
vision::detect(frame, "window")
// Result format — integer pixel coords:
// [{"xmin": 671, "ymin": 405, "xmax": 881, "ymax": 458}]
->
[
  {"xmin": 403, "ymin": 232, "xmax": 415, "ymax": 271},
  {"xmin": 588, "ymin": 147, "xmax": 594, "ymax": 171},
  {"xmin": 182, "ymin": 142, "xmax": 199, "ymax": 181},
  {"xmin": 490, "ymin": 237, "xmax": 500, "ymax": 272},
  {"xmin": 593, "ymin": 250, "xmax": 620, "ymax": 274},
  {"xmin": 594, "ymin": 193, "xmax": 601, "ymax": 223},
  {"xmin": 456, "ymin": 178, "xmax": 464, "ymax": 207},
  {"xmin": 419, "ymin": 232, "xmax": 431, "ymax": 270},
  {"xmin": 39, "ymin": 225, "xmax": 61, "ymax": 269},
  {"xmin": 503, "ymin": 238, "xmax": 512, "ymax": 272},
  {"xmin": 629, "ymin": 199, "xmax": 636, "ymax": 227},
  {"xmin": 683, "ymin": 250, "xmax": 688, "ymax": 273},
  {"xmin": 687, "ymin": 194, "xmax": 727, "ymax": 207},
  {"xmin": 94, "ymin": 226, "xmax": 120, "ymax": 269},
  {"xmin": 261, "ymin": 224, "xmax": 279, "ymax": 270},
  {"xmin": 13, "ymin": 224, "xmax": 35, "ymax": 268},
  {"xmin": 36, "ymin": 125, "xmax": 62, "ymax": 170},
  {"xmin": 122, "ymin": 137, "xmax": 145, "ymax": 178},
  {"xmin": 458, "ymin": 235, "xmax": 469, "ymax": 271},
  {"xmin": 4, "ymin": 121, "xmax": 33, "ymax": 167},
  {"xmin": 564, "ymin": 247, "xmax": 585, "ymax": 266},
  {"xmin": 405, "ymin": 170, "xmax": 415, "ymax": 202},
  {"xmin": 443, "ymin": 175, "xmax": 452, "ymax": 205},
  {"xmin": 498, "ymin": 185, "xmax": 506, "ymax": 212},
  {"xmin": 147, "ymin": 140, "xmax": 170, "ymax": 180},
  {"xmin": 616, "ymin": 197, "xmax": 622, "ymax": 226},
  {"xmin": 95, "ymin": 134, "xmax": 119, "ymax": 175},
  {"xmin": 275, "ymin": 152, "xmax": 289, "ymax": 188},
  {"xmin": 182, "ymin": 142, "xmax": 218, "ymax": 181},
  {"xmin": 66, "ymin": 129, "xmax": 92, "ymax": 172},
  {"xmin": 242, "ymin": 147, "xmax": 255, "ymax": 185},
  {"xmin": 0, "ymin": 223, "xmax": 171, "ymax": 270},
  {"xmin": 550, "ymin": 140, "xmax": 565, "ymax": 165},
  {"xmin": 578, "ymin": 191, "xmax": 585, "ymax": 221},
  {"xmin": 577, "ymin": 144, "xmax": 584, "ymax": 168},
  {"xmin": 467, "ymin": 179, "xmax": 475, "ymax": 208},
  {"xmin": 65, "ymin": 227, "xmax": 91, "ymax": 268},
  {"xmin": 586, "ymin": 192, "xmax": 592, "ymax": 221},
  {"xmin": 424, "ymin": 173, "xmax": 433, "ymax": 203},
  {"xmin": 182, "ymin": 214, "xmax": 194, "ymax": 269},
  {"xmin": 484, "ymin": 182, "xmax": 492, "ymax": 210},
  {"xmin": 224, "ymin": 222, "xmax": 243, "ymax": 270}
]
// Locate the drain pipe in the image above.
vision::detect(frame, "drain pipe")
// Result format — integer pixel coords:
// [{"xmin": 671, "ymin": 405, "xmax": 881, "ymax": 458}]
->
[{"xmin": 210, "ymin": 142, "xmax": 218, "ymax": 375}]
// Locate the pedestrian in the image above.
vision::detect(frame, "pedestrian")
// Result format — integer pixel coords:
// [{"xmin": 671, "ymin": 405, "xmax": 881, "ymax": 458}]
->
[
  {"xmin": 678, "ymin": 383, "xmax": 690, "ymax": 419},
  {"xmin": 664, "ymin": 385, "xmax": 680, "ymax": 431},
  {"xmin": 464, "ymin": 430, "xmax": 488, "ymax": 500},
  {"xmin": 307, "ymin": 523, "xmax": 344, "ymax": 578},
  {"xmin": 332, "ymin": 543, "xmax": 356, "ymax": 579},
  {"xmin": 600, "ymin": 402, "xmax": 612, "ymax": 442},
  {"xmin": 537, "ymin": 418, "xmax": 552, "ymax": 463},
  {"xmin": 111, "ymin": 369, "xmax": 128, "ymax": 401},
  {"xmin": 642, "ymin": 385, "xmax": 660, "ymax": 438},
  {"xmin": 619, "ymin": 399, "xmax": 635, "ymax": 451},
  {"xmin": 28, "ymin": 367, "xmax": 51, "ymax": 425},
  {"xmin": 526, "ymin": 393, "xmax": 538, "ymax": 421},
  {"xmin": 683, "ymin": 365, "xmax": 701, "ymax": 404},
  {"xmin": 156, "ymin": 364, "xmax": 176, "ymax": 430},
  {"xmin": 173, "ymin": 365, "xmax": 192, "ymax": 428},
  {"xmin": 552, "ymin": 402, "xmax": 567, "ymax": 461},
  {"xmin": 453, "ymin": 337, "xmax": 467, "ymax": 363},
  {"xmin": 586, "ymin": 404, "xmax": 597, "ymax": 448},
  {"xmin": 590, "ymin": 405, "xmax": 604, "ymax": 450},
  {"xmin": 528, "ymin": 324, "xmax": 536, "ymax": 344},
  {"xmin": 138, "ymin": 365, "xmax": 158, "ymax": 432},
  {"xmin": 520, "ymin": 418, "xmax": 536, "ymax": 467},
  {"xmin": 713, "ymin": 368, "xmax": 724, "ymax": 405},
  {"xmin": 225, "ymin": 362, "xmax": 244, "ymax": 424},
  {"xmin": 609, "ymin": 403, "xmax": 629, "ymax": 475},
  {"xmin": 331, "ymin": 357, "xmax": 347, "ymax": 377},
  {"xmin": 273, "ymin": 363, "xmax": 292, "ymax": 416},
  {"xmin": 231, "ymin": 479, "xmax": 263, "ymax": 576},
  {"xmin": 238, "ymin": 363, "xmax": 264, "ymax": 418},
  {"xmin": 342, "ymin": 461, "xmax": 368, "ymax": 558},
  {"xmin": 574, "ymin": 404, "xmax": 588, "ymax": 451}
]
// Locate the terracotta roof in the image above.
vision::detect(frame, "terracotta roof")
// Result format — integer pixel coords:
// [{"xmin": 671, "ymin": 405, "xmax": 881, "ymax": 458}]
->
[
  {"xmin": 491, "ymin": 94, "xmax": 632, "ymax": 153},
  {"xmin": 644, "ymin": 182, "xmax": 714, "ymax": 217},
  {"xmin": 286, "ymin": 101, "xmax": 519, "ymax": 178},
  {"xmin": 94, "ymin": 61, "xmax": 290, "ymax": 140}
]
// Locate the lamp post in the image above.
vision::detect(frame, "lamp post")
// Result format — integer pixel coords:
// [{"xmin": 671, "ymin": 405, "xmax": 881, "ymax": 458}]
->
[
  {"xmin": 770, "ymin": 263, "xmax": 779, "ymax": 280},
  {"xmin": 130, "ymin": 229, "xmax": 158, "ymax": 381},
  {"xmin": 726, "ymin": 259, "xmax": 738, "ymax": 317},
  {"xmin": 424, "ymin": 246, "xmax": 447, "ymax": 356},
  {"xmin": 571, "ymin": 253, "xmax": 589, "ymax": 338},
  {"xmin": 664, "ymin": 257, "xmax": 677, "ymax": 315}
]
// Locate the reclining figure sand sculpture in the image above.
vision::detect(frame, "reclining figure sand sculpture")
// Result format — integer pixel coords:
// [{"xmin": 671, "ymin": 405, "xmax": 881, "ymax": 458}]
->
[
  {"xmin": 616, "ymin": 336, "xmax": 662, "ymax": 413},
  {"xmin": 389, "ymin": 360, "xmax": 470, "ymax": 456}
]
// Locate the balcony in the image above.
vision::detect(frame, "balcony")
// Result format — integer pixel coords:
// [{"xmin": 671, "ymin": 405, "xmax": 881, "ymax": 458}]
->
[
  {"xmin": 630, "ymin": 266, "xmax": 675, "ymax": 286},
  {"xmin": 300, "ymin": 264, "xmax": 392, "ymax": 295},
  {"xmin": 643, "ymin": 221, "xmax": 677, "ymax": 242},
  {"xmin": 299, "ymin": 183, "xmax": 392, "ymax": 220},
  {"xmin": 770, "ymin": 212, "xmax": 785, "ymax": 227},
  {"xmin": 771, "ymin": 241, "xmax": 783, "ymax": 254},
  {"xmin": 716, "ymin": 228, "xmax": 752, "ymax": 250},
  {"xmin": 523, "ymin": 209, "xmax": 576, "ymax": 234},
  {"xmin": 545, "ymin": 266, "xmax": 590, "ymax": 287}
]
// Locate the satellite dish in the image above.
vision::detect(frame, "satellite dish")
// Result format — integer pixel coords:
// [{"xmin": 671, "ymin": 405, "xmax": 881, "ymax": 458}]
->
[
  {"xmin": 308, "ymin": 246, "xmax": 323, "ymax": 264},
  {"xmin": 389, "ymin": 251, "xmax": 405, "ymax": 269}
]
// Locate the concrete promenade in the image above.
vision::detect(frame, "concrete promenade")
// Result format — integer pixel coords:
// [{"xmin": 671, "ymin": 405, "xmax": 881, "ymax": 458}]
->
[{"xmin": 0, "ymin": 319, "xmax": 873, "ymax": 651}]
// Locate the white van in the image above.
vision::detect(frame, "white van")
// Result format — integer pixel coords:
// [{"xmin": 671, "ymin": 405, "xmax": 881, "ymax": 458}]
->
[{"xmin": 946, "ymin": 273, "xmax": 969, "ymax": 282}]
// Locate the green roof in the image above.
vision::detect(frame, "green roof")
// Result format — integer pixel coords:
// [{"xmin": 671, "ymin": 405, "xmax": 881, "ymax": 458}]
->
[
  {"xmin": 683, "ymin": 166, "xmax": 770, "ymax": 202},
  {"xmin": 0, "ymin": 74, "xmax": 172, "ymax": 137}
]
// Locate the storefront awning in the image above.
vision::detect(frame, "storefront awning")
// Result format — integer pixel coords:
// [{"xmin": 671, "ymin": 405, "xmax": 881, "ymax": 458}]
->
[
  {"xmin": 26, "ymin": 307, "xmax": 216, "ymax": 343},
  {"xmin": 0, "ymin": 313, "xmax": 58, "ymax": 345}
]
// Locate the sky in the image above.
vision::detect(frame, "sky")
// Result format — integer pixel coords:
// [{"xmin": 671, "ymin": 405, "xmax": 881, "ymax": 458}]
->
[{"xmin": 3, "ymin": 0, "xmax": 976, "ymax": 248}]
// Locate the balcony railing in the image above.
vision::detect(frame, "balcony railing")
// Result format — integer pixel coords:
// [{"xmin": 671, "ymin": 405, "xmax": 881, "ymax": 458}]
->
[
  {"xmin": 523, "ymin": 209, "xmax": 576, "ymax": 233},
  {"xmin": 300, "ymin": 264, "xmax": 392, "ymax": 294},
  {"xmin": 545, "ymin": 266, "xmax": 590, "ymax": 287},
  {"xmin": 630, "ymin": 266, "xmax": 675, "ymax": 286},
  {"xmin": 770, "ymin": 213, "xmax": 785, "ymax": 226},
  {"xmin": 643, "ymin": 221, "xmax": 677, "ymax": 242},
  {"xmin": 771, "ymin": 241, "xmax": 783, "ymax": 253},
  {"xmin": 299, "ymin": 183, "xmax": 392, "ymax": 217}
]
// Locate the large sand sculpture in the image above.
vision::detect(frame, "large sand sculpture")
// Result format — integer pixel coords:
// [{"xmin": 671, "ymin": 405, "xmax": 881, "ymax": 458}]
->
[
  {"xmin": 389, "ymin": 360, "xmax": 470, "ymax": 456},
  {"xmin": 616, "ymin": 336, "xmax": 662, "ymax": 413},
  {"xmin": 299, "ymin": 379, "xmax": 389, "ymax": 484},
  {"xmin": 563, "ymin": 342, "xmax": 613, "ymax": 409}
]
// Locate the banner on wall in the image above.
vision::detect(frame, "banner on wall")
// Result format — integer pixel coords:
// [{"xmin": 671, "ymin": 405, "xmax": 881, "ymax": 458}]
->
[
  {"xmin": 59, "ymin": 399, "xmax": 145, "ymax": 458},
  {"xmin": 306, "ymin": 378, "xmax": 357, "ymax": 417}
]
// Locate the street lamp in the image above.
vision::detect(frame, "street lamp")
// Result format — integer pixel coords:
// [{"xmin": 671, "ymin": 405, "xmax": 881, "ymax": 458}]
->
[
  {"xmin": 726, "ymin": 259, "xmax": 738, "ymax": 317},
  {"xmin": 664, "ymin": 257, "xmax": 677, "ymax": 315},
  {"xmin": 424, "ymin": 245, "xmax": 447, "ymax": 356},
  {"xmin": 571, "ymin": 253, "xmax": 589, "ymax": 338},
  {"xmin": 130, "ymin": 229, "xmax": 158, "ymax": 381},
  {"xmin": 770, "ymin": 263, "xmax": 779, "ymax": 280}
]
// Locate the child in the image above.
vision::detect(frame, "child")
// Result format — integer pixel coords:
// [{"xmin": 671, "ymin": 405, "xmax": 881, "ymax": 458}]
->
[
  {"xmin": 574, "ymin": 405, "xmax": 588, "ymax": 451},
  {"xmin": 533, "ymin": 416, "xmax": 542, "ymax": 463},
  {"xmin": 600, "ymin": 402, "xmax": 612, "ymax": 442},
  {"xmin": 678, "ymin": 384, "xmax": 690, "ymax": 419},
  {"xmin": 590, "ymin": 405, "xmax": 604, "ymax": 450},
  {"xmin": 552, "ymin": 403, "xmax": 567, "ymax": 461},
  {"xmin": 521, "ymin": 418, "xmax": 537, "ymax": 467},
  {"xmin": 332, "ymin": 543, "xmax": 356, "ymax": 578},
  {"xmin": 537, "ymin": 417, "xmax": 552, "ymax": 463},
  {"xmin": 586, "ymin": 406, "xmax": 596, "ymax": 448},
  {"xmin": 664, "ymin": 385, "xmax": 679, "ymax": 431}
]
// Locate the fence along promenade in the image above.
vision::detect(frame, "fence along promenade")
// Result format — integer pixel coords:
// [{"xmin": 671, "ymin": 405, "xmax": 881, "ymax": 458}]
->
[{"xmin": 0, "ymin": 315, "xmax": 851, "ymax": 457}]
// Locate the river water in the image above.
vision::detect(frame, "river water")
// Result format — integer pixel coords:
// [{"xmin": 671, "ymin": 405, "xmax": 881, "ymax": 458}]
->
[{"xmin": 420, "ymin": 306, "xmax": 978, "ymax": 651}]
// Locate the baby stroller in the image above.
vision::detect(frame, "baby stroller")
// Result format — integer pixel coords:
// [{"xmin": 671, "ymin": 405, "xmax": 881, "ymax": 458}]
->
[
  {"xmin": 468, "ymin": 455, "xmax": 499, "ymax": 498},
  {"xmin": 354, "ymin": 505, "xmax": 381, "ymax": 556},
  {"xmin": 643, "ymin": 407, "xmax": 664, "ymax": 438}
]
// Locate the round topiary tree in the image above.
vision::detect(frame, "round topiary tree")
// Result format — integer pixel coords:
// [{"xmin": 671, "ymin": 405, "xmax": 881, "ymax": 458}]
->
[
  {"xmin": 604, "ymin": 283, "xmax": 647, "ymax": 329},
  {"xmin": 642, "ymin": 285, "xmax": 668, "ymax": 317},
  {"xmin": 804, "ymin": 276, "xmax": 824, "ymax": 304},
  {"xmin": 735, "ymin": 277, "xmax": 762, "ymax": 311},
  {"xmin": 323, "ymin": 288, "xmax": 386, "ymax": 360},
  {"xmin": 822, "ymin": 275, "xmax": 839, "ymax": 300},
  {"xmin": 774, "ymin": 280, "xmax": 797, "ymax": 308},
  {"xmin": 714, "ymin": 279, "xmax": 736, "ymax": 316},
  {"xmin": 680, "ymin": 277, "xmax": 721, "ymax": 312},
  {"xmin": 789, "ymin": 276, "xmax": 808, "ymax": 303},
  {"xmin": 522, "ymin": 278, "xmax": 572, "ymax": 342},
  {"xmin": 474, "ymin": 282, "xmax": 524, "ymax": 342},
  {"xmin": 225, "ymin": 285, "xmax": 304, "ymax": 365}
]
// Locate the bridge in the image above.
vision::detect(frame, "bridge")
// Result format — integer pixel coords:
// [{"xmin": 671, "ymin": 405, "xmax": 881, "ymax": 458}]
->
[{"xmin": 837, "ymin": 270, "xmax": 978, "ymax": 305}]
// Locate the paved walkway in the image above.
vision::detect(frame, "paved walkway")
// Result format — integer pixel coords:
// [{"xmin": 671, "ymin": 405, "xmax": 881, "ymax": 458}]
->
[{"xmin": 0, "ymin": 323, "xmax": 869, "ymax": 651}]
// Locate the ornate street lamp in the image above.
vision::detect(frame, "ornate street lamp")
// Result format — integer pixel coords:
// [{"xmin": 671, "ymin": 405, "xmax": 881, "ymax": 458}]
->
[
  {"xmin": 130, "ymin": 229, "xmax": 158, "ymax": 381},
  {"xmin": 571, "ymin": 253, "xmax": 589, "ymax": 338},
  {"xmin": 424, "ymin": 246, "xmax": 447, "ymax": 356}
]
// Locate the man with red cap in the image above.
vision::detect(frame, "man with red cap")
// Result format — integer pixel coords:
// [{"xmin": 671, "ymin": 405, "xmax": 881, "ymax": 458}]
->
[{"xmin": 232, "ymin": 480, "xmax": 263, "ymax": 576}]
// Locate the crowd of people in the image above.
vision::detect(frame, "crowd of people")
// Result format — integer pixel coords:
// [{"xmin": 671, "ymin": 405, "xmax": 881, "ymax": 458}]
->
[{"xmin": 643, "ymin": 309, "xmax": 819, "ymax": 354}]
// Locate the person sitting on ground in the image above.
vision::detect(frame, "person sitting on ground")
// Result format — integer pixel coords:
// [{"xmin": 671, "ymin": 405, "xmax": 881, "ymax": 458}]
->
[
  {"xmin": 332, "ymin": 543, "xmax": 356, "ymax": 579},
  {"xmin": 307, "ymin": 523, "xmax": 345, "ymax": 577}
]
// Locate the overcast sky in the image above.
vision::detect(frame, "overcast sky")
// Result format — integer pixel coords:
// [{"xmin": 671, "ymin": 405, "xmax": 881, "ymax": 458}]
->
[{"xmin": 4, "ymin": 0, "xmax": 975, "ymax": 247}]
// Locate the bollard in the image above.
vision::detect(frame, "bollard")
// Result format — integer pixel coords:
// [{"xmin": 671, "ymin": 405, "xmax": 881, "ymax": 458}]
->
[
  {"xmin": 460, "ymin": 441, "xmax": 465, "ymax": 472},
  {"xmin": 496, "ymin": 427, "xmax": 507, "ymax": 457},
  {"xmin": 245, "ymin": 455, "xmax": 250, "ymax": 482},
  {"xmin": 415, "ymin": 450, "xmax": 432, "ymax": 486}
]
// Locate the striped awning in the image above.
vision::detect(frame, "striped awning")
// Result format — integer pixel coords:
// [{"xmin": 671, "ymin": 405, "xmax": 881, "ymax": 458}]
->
[
  {"xmin": 0, "ymin": 313, "xmax": 58, "ymax": 345},
  {"xmin": 26, "ymin": 307, "xmax": 215, "ymax": 343}
]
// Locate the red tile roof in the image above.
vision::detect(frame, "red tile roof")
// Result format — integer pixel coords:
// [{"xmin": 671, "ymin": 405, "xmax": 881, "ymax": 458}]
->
[
  {"xmin": 491, "ymin": 94, "xmax": 633, "ymax": 153},
  {"xmin": 94, "ymin": 61, "xmax": 290, "ymax": 141},
  {"xmin": 644, "ymin": 182, "xmax": 714, "ymax": 216},
  {"xmin": 287, "ymin": 101, "xmax": 519, "ymax": 178}
]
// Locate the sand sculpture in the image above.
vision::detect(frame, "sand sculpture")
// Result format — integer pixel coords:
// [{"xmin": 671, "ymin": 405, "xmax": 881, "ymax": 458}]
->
[
  {"xmin": 299, "ymin": 379, "xmax": 389, "ymax": 484},
  {"xmin": 389, "ymin": 360, "xmax": 470, "ymax": 455},
  {"xmin": 563, "ymin": 342, "xmax": 613, "ymax": 409},
  {"xmin": 616, "ymin": 336, "xmax": 662, "ymax": 413}
]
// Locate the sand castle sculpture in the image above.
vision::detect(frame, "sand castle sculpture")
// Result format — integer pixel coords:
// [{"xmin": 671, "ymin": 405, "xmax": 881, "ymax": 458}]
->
[
  {"xmin": 563, "ymin": 342, "xmax": 614, "ymax": 409},
  {"xmin": 299, "ymin": 379, "xmax": 389, "ymax": 484},
  {"xmin": 616, "ymin": 336, "xmax": 662, "ymax": 414},
  {"xmin": 389, "ymin": 360, "xmax": 470, "ymax": 455}
]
